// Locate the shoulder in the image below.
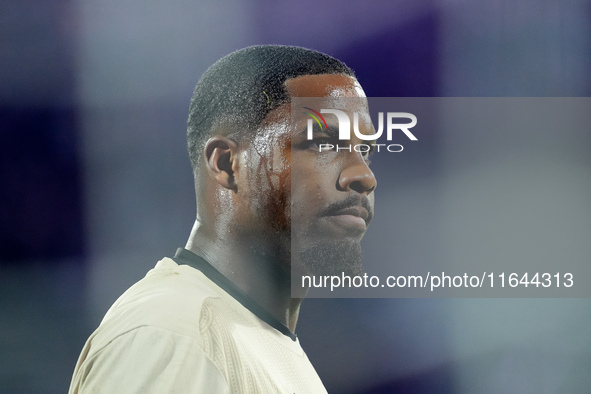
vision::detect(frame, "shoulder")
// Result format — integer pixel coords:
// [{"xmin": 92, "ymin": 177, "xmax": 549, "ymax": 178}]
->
[
  {"xmin": 69, "ymin": 325, "xmax": 229, "ymax": 394},
  {"xmin": 93, "ymin": 257, "xmax": 220, "ymax": 351},
  {"xmin": 69, "ymin": 258, "xmax": 231, "ymax": 393}
]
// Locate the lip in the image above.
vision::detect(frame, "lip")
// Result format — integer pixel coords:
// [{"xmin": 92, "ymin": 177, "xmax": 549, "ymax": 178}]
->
[
  {"xmin": 327, "ymin": 214, "xmax": 367, "ymax": 228},
  {"xmin": 332, "ymin": 206, "xmax": 368, "ymax": 222},
  {"xmin": 324, "ymin": 206, "xmax": 369, "ymax": 231}
]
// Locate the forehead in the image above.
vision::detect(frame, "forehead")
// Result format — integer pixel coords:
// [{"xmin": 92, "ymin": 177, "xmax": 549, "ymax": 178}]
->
[
  {"xmin": 260, "ymin": 74, "xmax": 369, "ymax": 129},
  {"xmin": 248, "ymin": 75, "xmax": 370, "ymax": 173},
  {"xmin": 254, "ymin": 74, "xmax": 372, "ymax": 151},
  {"xmin": 284, "ymin": 74, "xmax": 366, "ymax": 98}
]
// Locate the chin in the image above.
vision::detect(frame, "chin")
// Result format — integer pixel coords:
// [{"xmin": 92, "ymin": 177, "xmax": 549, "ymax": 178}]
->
[{"xmin": 297, "ymin": 238, "xmax": 364, "ymax": 277}]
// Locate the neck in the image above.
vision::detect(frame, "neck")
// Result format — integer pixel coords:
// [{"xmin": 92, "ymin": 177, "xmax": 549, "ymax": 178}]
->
[{"xmin": 185, "ymin": 221, "xmax": 302, "ymax": 332}]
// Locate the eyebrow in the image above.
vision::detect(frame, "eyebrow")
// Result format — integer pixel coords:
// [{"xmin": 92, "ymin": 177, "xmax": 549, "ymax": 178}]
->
[
  {"xmin": 324, "ymin": 125, "xmax": 379, "ymax": 149},
  {"xmin": 297, "ymin": 122, "xmax": 378, "ymax": 150},
  {"xmin": 324, "ymin": 124, "xmax": 340, "ymax": 138},
  {"xmin": 295, "ymin": 123, "xmax": 340, "ymax": 138}
]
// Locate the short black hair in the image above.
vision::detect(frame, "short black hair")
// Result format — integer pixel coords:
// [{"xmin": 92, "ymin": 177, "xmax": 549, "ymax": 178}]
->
[{"xmin": 187, "ymin": 45, "xmax": 355, "ymax": 171}]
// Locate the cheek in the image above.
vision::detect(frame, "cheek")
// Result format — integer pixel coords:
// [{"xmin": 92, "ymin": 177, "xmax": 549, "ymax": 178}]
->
[
  {"xmin": 266, "ymin": 167, "xmax": 291, "ymax": 230},
  {"xmin": 266, "ymin": 144, "xmax": 291, "ymax": 229},
  {"xmin": 244, "ymin": 146, "xmax": 291, "ymax": 230},
  {"xmin": 290, "ymin": 158, "xmax": 335, "ymax": 224}
]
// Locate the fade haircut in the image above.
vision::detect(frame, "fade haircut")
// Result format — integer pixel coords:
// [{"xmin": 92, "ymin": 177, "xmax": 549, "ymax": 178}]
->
[{"xmin": 187, "ymin": 45, "xmax": 354, "ymax": 172}]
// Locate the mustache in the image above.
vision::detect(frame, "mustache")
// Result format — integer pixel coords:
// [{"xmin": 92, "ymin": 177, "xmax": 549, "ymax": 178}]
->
[{"xmin": 321, "ymin": 195, "xmax": 374, "ymax": 225}]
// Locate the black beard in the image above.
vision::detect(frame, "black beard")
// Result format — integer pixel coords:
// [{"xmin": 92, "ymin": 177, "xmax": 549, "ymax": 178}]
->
[{"xmin": 297, "ymin": 238, "xmax": 364, "ymax": 277}]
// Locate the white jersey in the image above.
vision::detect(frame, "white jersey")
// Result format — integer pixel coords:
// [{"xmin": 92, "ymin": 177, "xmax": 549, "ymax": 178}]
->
[{"xmin": 69, "ymin": 254, "xmax": 327, "ymax": 394}]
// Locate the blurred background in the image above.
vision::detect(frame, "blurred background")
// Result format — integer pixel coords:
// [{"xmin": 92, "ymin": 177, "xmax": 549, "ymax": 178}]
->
[{"xmin": 1, "ymin": 0, "xmax": 590, "ymax": 392}]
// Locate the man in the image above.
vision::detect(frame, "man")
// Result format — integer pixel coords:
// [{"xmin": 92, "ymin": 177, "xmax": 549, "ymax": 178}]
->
[{"xmin": 69, "ymin": 45, "xmax": 377, "ymax": 393}]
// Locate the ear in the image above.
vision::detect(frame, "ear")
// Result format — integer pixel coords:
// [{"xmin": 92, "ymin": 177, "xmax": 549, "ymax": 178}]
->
[{"xmin": 204, "ymin": 136, "xmax": 239, "ymax": 192}]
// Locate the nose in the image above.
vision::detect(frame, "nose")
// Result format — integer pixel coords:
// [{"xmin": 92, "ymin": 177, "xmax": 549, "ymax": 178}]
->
[{"xmin": 337, "ymin": 155, "xmax": 377, "ymax": 194}]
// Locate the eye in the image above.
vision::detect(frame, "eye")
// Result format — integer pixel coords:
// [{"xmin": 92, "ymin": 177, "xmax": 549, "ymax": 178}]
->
[
  {"xmin": 312, "ymin": 137, "xmax": 334, "ymax": 150},
  {"xmin": 360, "ymin": 144, "xmax": 375, "ymax": 164},
  {"xmin": 304, "ymin": 137, "xmax": 337, "ymax": 152}
]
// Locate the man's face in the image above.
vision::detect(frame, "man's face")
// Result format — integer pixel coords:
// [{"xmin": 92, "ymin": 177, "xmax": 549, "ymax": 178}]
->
[{"xmin": 236, "ymin": 74, "xmax": 377, "ymax": 276}]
